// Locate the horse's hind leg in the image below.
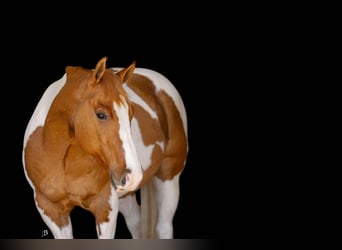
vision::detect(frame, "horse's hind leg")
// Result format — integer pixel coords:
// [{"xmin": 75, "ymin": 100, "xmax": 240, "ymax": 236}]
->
[
  {"xmin": 119, "ymin": 192, "xmax": 141, "ymax": 239},
  {"xmin": 153, "ymin": 173, "xmax": 181, "ymax": 239},
  {"xmin": 35, "ymin": 191, "xmax": 73, "ymax": 239}
]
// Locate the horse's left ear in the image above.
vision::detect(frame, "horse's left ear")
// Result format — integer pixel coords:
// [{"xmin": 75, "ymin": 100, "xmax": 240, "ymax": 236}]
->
[
  {"xmin": 93, "ymin": 57, "xmax": 108, "ymax": 83},
  {"xmin": 117, "ymin": 61, "xmax": 136, "ymax": 83}
]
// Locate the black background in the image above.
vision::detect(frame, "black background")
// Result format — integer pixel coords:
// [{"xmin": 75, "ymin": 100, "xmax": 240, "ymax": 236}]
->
[
  {"xmin": 0, "ymin": 2, "xmax": 306, "ymax": 246},
  {"xmin": 0, "ymin": 3, "xmax": 236, "ymax": 240}
]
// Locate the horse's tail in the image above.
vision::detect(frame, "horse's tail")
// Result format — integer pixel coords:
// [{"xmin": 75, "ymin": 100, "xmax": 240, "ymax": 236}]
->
[{"xmin": 140, "ymin": 179, "xmax": 158, "ymax": 239}]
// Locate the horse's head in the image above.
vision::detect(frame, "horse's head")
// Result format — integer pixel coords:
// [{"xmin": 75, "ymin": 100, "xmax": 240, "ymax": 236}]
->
[{"xmin": 66, "ymin": 57, "xmax": 143, "ymax": 192}]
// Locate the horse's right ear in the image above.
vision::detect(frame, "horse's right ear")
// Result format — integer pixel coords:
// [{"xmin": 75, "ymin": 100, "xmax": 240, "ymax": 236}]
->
[
  {"xmin": 116, "ymin": 61, "xmax": 136, "ymax": 83},
  {"xmin": 93, "ymin": 57, "xmax": 108, "ymax": 83}
]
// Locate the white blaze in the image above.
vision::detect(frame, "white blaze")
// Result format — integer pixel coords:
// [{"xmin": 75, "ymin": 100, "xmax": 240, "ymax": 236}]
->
[{"xmin": 113, "ymin": 96, "xmax": 143, "ymax": 191}]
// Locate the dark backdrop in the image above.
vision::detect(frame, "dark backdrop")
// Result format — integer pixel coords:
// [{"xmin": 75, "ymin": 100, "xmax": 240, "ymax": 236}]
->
[{"xmin": 1, "ymin": 3, "xmax": 233, "ymax": 240}]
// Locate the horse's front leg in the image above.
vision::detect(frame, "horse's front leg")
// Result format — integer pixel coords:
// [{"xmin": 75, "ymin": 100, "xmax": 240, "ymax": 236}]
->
[
  {"xmin": 92, "ymin": 185, "xmax": 120, "ymax": 239},
  {"xmin": 119, "ymin": 192, "xmax": 141, "ymax": 239},
  {"xmin": 35, "ymin": 191, "xmax": 73, "ymax": 239}
]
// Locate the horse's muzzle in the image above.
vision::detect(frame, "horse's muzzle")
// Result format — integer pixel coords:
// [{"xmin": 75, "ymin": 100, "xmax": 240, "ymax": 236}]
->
[{"xmin": 110, "ymin": 169, "xmax": 131, "ymax": 192}]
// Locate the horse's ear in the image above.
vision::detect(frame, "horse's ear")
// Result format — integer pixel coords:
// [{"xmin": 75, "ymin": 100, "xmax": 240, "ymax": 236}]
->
[
  {"xmin": 117, "ymin": 61, "xmax": 136, "ymax": 83},
  {"xmin": 93, "ymin": 57, "xmax": 108, "ymax": 83}
]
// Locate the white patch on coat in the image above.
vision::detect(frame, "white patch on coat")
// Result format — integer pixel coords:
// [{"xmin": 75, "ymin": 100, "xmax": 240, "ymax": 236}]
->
[
  {"xmin": 122, "ymin": 84, "xmax": 166, "ymax": 171},
  {"xmin": 130, "ymin": 117, "xmax": 155, "ymax": 171},
  {"xmin": 97, "ymin": 185, "xmax": 119, "ymax": 239},
  {"xmin": 115, "ymin": 67, "xmax": 187, "ymax": 139},
  {"xmin": 36, "ymin": 198, "xmax": 73, "ymax": 238},
  {"xmin": 123, "ymin": 85, "xmax": 157, "ymax": 119}
]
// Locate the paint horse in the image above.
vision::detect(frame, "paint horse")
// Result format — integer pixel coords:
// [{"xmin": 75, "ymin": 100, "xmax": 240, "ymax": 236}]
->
[{"xmin": 22, "ymin": 57, "xmax": 188, "ymax": 239}]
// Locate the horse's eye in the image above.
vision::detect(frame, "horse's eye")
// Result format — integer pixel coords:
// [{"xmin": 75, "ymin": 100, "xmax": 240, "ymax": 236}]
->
[{"xmin": 96, "ymin": 112, "xmax": 107, "ymax": 120}]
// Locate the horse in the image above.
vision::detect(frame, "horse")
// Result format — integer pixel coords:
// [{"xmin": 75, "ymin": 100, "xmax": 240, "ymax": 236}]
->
[{"xmin": 22, "ymin": 57, "xmax": 188, "ymax": 239}]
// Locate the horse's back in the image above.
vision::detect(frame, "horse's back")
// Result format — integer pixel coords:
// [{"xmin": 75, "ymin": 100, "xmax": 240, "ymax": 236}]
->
[
  {"xmin": 129, "ymin": 68, "xmax": 187, "ymax": 136},
  {"xmin": 119, "ymin": 68, "xmax": 188, "ymax": 180}
]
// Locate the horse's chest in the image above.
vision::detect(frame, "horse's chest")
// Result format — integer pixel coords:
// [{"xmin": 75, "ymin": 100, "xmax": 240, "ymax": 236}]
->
[{"xmin": 64, "ymin": 145, "xmax": 109, "ymax": 196}]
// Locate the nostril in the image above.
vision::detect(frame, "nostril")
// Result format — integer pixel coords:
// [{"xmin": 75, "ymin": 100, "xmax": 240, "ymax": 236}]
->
[
  {"xmin": 120, "ymin": 169, "xmax": 131, "ymax": 186},
  {"xmin": 121, "ymin": 175, "xmax": 126, "ymax": 186}
]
